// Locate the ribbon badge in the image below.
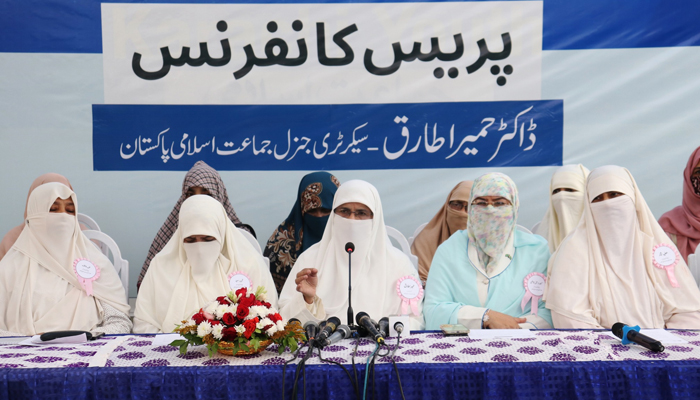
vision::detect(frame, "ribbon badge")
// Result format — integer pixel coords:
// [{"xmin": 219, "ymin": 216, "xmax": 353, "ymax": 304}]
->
[
  {"xmin": 228, "ymin": 271, "xmax": 252, "ymax": 291},
  {"xmin": 73, "ymin": 258, "xmax": 101, "ymax": 297},
  {"xmin": 396, "ymin": 276, "xmax": 423, "ymax": 316},
  {"xmin": 652, "ymin": 244, "xmax": 680, "ymax": 288},
  {"xmin": 521, "ymin": 272, "xmax": 546, "ymax": 316}
]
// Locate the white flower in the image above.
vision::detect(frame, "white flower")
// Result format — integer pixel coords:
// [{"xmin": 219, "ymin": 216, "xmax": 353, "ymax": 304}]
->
[
  {"xmin": 197, "ymin": 321, "xmax": 213, "ymax": 338},
  {"xmin": 185, "ymin": 319, "xmax": 196, "ymax": 327},
  {"xmin": 265, "ymin": 325, "xmax": 278, "ymax": 336},
  {"xmin": 257, "ymin": 292, "xmax": 267, "ymax": 301},
  {"xmin": 251, "ymin": 306, "xmax": 269, "ymax": 319},
  {"xmin": 257, "ymin": 317, "xmax": 273, "ymax": 330},
  {"xmin": 204, "ymin": 301, "xmax": 218, "ymax": 316},
  {"xmin": 228, "ymin": 304, "xmax": 238, "ymax": 315},
  {"xmin": 212, "ymin": 324, "xmax": 224, "ymax": 340},
  {"xmin": 214, "ymin": 305, "xmax": 229, "ymax": 319},
  {"xmin": 235, "ymin": 325, "xmax": 246, "ymax": 334},
  {"xmin": 276, "ymin": 321, "xmax": 286, "ymax": 331}
]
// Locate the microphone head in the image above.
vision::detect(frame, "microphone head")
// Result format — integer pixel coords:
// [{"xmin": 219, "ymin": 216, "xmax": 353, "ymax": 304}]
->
[
  {"xmin": 345, "ymin": 242, "xmax": 355, "ymax": 253},
  {"xmin": 611, "ymin": 322, "xmax": 625, "ymax": 338},
  {"xmin": 379, "ymin": 317, "xmax": 389, "ymax": 324},
  {"xmin": 336, "ymin": 325, "xmax": 351, "ymax": 337},
  {"xmin": 355, "ymin": 311, "xmax": 369, "ymax": 325},
  {"xmin": 303, "ymin": 320, "xmax": 320, "ymax": 338},
  {"xmin": 327, "ymin": 316, "xmax": 341, "ymax": 327}
]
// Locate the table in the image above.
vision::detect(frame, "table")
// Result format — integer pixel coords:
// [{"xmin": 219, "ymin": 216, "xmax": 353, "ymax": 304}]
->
[{"xmin": 3, "ymin": 330, "xmax": 700, "ymax": 399}]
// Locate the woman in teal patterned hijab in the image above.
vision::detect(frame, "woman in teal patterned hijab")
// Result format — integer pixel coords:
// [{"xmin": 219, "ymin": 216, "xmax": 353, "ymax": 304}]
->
[{"xmin": 264, "ymin": 172, "xmax": 340, "ymax": 293}]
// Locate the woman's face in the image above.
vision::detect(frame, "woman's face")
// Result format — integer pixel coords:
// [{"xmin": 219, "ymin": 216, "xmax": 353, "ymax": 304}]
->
[
  {"xmin": 692, "ymin": 161, "xmax": 700, "ymax": 179},
  {"xmin": 334, "ymin": 202, "xmax": 374, "ymax": 220},
  {"xmin": 183, "ymin": 235, "xmax": 216, "ymax": 243},
  {"xmin": 471, "ymin": 196, "xmax": 512, "ymax": 207},
  {"xmin": 49, "ymin": 197, "xmax": 75, "ymax": 215},
  {"xmin": 591, "ymin": 191, "xmax": 624, "ymax": 203},
  {"xmin": 306, "ymin": 207, "xmax": 331, "ymax": 217}
]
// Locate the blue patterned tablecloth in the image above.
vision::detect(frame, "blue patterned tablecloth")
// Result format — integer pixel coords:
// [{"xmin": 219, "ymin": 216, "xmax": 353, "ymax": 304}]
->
[{"xmin": 2, "ymin": 330, "xmax": 700, "ymax": 399}]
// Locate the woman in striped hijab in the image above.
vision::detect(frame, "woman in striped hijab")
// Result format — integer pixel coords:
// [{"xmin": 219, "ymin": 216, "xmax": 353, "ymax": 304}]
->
[{"xmin": 136, "ymin": 161, "xmax": 250, "ymax": 290}]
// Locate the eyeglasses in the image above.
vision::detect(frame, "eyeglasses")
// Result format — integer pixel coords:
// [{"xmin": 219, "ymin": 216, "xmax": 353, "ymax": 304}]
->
[
  {"xmin": 334, "ymin": 207, "xmax": 374, "ymax": 220},
  {"xmin": 448, "ymin": 201, "xmax": 468, "ymax": 211},
  {"xmin": 471, "ymin": 199, "xmax": 511, "ymax": 207}
]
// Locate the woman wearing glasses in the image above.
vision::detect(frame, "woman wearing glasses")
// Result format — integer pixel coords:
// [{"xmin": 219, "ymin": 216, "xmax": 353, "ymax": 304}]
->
[
  {"xmin": 278, "ymin": 180, "xmax": 424, "ymax": 329},
  {"xmin": 411, "ymin": 181, "xmax": 473, "ymax": 283},
  {"xmin": 424, "ymin": 173, "xmax": 552, "ymax": 330}
]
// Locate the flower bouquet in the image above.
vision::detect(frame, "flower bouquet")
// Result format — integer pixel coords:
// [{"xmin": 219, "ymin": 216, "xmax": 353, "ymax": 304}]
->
[{"xmin": 170, "ymin": 286, "xmax": 305, "ymax": 357}]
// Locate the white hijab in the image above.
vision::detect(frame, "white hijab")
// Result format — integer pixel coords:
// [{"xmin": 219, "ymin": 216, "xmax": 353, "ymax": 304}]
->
[
  {"xmin": 279, "ymin": 180, "xmax": 420, "ymax": 322},
  {"xmin": 545, "ymin": 166, "xmax": 700, "ymax": 328},
  {"xmin": 134, "ymin": 195, "xmax": 277, "ymax": 333},
  {"xmin": 535, "ymin": 164, "xmax": 589, "ymax": 252},
  {"xmin": 0, "ymin": 183, "xmax": 129, "ymax": 335}
]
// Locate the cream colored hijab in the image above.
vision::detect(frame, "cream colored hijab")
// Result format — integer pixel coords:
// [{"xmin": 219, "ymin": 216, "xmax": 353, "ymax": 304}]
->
[
  {"xmin": 134, "ymin": 195, "xmax": 277, "ymax": 333},
  {"xmin": 0, "ymin": 173, "xmax": 73, "ymax": 261},
  {"xmin": 0, "ymin": 183, "xmax": 129, "ymax": 335},
  {"xmin": 545, "ymin": 166, "xmax": 700, "ymax": 328},
  {"xmin": 535, "ymin": 165, "xmax": 589, "ymax": 253},
  {"xmin": 279, "ymin": 180, "xmax": 419, "ymax": 321},
  {"xmin": 411, "ymin": 181, "xmax": 473, "ymax": 282}
]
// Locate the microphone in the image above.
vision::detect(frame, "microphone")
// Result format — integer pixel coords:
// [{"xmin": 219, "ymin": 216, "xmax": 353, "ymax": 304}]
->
[
  {"xmin": 378, "ymin": 317, "xmax": 389, "ymax": 338},
  {"xmin": 345, "ymin": 242, "xmax": 355, "ymax": 327},
  {"xmin": 319, "ymin": 324, "xmax": 351, "ymax": 347},
  {"xmin": 356, "ymin": 312, "xmax": 384, "ymax": 344},
  {"xmin": 393, "ymin": 321, "xmax": 405, "ymax": 335},
  {"xmin": 303, "ymin": 321, "xmax": 320, "ymax": 344},
  {"xmin": 316, "ymin": 316, "xmax": 341, "ymax": 346},
  {"xmin": 612, "ymin": 322, "xmax": 664, "ymax": 352}
]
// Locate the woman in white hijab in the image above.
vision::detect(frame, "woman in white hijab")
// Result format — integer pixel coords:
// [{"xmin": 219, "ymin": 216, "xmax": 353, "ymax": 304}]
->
[
  {"xmin": 0, "ymin": 183, "xmax": 131, "ymax": 336},
  {"xmin": 534, "ymin": 164, "xmax": 589, "ymax": 253},
  {"xmin": 545, "ymin": 166, "xmax": 700, "ymax": 329},
  {"xmin": 278, "ymin": 180, "xmax": 424, "ymax": 329},
  {"xmin": 134, "ymin": 195, "xmax": 277, "ymax": 333}
]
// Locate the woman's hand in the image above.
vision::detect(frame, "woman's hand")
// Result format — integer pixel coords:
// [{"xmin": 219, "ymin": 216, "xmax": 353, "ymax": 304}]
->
[
  {"xmin": 483, "ymin": 310, "xmax": 527, "ymax": 329},
  {"xmin": 295, "ymin": 268, "xmax": 318, "ymax": 304}
]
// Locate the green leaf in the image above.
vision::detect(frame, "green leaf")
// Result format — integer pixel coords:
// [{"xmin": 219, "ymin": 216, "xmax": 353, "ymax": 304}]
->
[
  {"xmin": 179, "ymin": 343, "xmax": 189, "ymax": 355},
  {"xmin": 289, "ymin": 341, "xmax": 298, "ymax": 353},
  {"xmin": 251, "ymin": 338, "xmax": 260, "ymax": 350},
  {"xmin": 170, "ymin": 340, "xmax": 187, "ymax": 347},
  {"xmin": 278, "ymin": 345, "xmax": 285, "ymax": 355},
  {"xmin": 240, "ymin": 343, "xmax": 250, "ymax": 351}
]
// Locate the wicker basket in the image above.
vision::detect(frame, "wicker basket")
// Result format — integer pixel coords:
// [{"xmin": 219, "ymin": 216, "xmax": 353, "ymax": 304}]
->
[{"xmin": 217, "ymin": 339, "xmax": 273, "ymax": 356}]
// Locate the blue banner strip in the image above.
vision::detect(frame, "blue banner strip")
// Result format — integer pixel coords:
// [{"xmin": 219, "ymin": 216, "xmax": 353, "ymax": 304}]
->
[
  {"xmin": 92, "ymin": 101, "xmax": 563, "ymax": 171},
  {"xmin": 2, "ymin": 0, "xmax": 700, "ymax": 54}
]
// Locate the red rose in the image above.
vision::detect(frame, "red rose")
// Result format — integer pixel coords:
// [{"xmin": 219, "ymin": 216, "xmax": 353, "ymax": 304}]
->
[
  {"xmin": 235, "ymin": 287, "xmax": 248, "ymax": 298},
  {"xmin": 243, "ymin": 318, "xmax": 258, "ymax": 339},
  {"xmin": 236, "ymin": 306, "xmax": 249, "ymax": 320},
  {"xmin": 222, "ymin": 312, "xmax": 236, "ymax": 325},
  {"xmin": 221, "ymin": 327, "xmax": 238, "ymax": 341},
  {"xmin": 269, "ymin": 313, "xmax": 282, "ymax": 323},
  {"xmin": 192, "ymin": 311, "xmax": 205, "ymax": 325},
  {"xmin": 216, "ymin": 296, "xmax": 230, "ymax": 305},
  {"xmin": 238, "ymin": 294, "xmax": 255, "ymax": 309},
  {"xmin": 261, "ymin": 302, "xmax": 272, "ymax": 309},
  {"xmin": 253, "ymin": 300, "xmax": 263, "ymax": 307},
  {"xmin": 209, "ymin": 320, "xmax": 221, "ymax": 326},
  {"xmin": 262, "ymin": 324, "xmax": 274, "ymax": 331}
]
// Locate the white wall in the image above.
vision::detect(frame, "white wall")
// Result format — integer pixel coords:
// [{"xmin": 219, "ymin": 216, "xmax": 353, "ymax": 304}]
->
[{"xmin": 1, "ymin": 46, "xmax": 699, "ymax": 297}]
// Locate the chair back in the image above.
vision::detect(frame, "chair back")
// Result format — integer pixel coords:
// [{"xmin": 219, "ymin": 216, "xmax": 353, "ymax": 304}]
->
[
  {"xmin": 386, "ymin": 226, "xmax": 419, "ymax": 272},
  {"xmin": 408, "ymin": 222, "xmax": 429, "ymax": 247}
]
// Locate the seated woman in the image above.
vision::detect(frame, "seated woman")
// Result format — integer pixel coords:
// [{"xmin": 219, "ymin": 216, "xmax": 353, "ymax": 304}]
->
[
  {"xmin": 534, "ymin": 164, "xmax": 589, "ymax": 253},
  {"xmin": 0, "ymin": 173, "xmax": 77, "ymax": 261},
  {"xmin": 659, "ymin": 146, "xmax": 700, "ymax": 262},
  {"xmin": 278, "ymin": 180, "xmax": 424, "ymax": 329},
  {"xmin": 134, "ymin": 195, "xmax": 278, "ymax": 333},
  {"xmin": 424, "ymin": 173, "xmax": 552, "ymax": 330},
  {"xmin": 137, "ymin": 161, "xmax": 251, "ymax": 290},
  {"xmin": 264, "ymin": 172, "xmax": 340, "ymax": 293},
  {"xmin": 545, "ymin": 166, "xmax": 700, "ymax": 329},
  {"xmin": 411, "ymin": 180, "xmax": 473, "ymax": 283},
  {"xmin": 0, "ymin": 183, "xmax": 131, "ymax": 336}
]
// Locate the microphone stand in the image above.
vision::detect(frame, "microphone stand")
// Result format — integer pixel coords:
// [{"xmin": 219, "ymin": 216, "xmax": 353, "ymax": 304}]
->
[{"xmin": 347, "ymin": 249, "xmax": 353, "ymax": 327}]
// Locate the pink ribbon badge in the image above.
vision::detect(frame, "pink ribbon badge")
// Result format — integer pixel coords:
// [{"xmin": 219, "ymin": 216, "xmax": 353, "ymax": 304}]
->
[
  {"xmin": 652, "ymin": 244, "xmax": 680, "ymax": 288},
  {"xmin": 73, "ymin": 258, "xmax": 100, "ymax": 297},
  {"xmin": 396, "ymin": 276, "xmax": 423, "ymax": 316},
  {"xmin": 521, "ymin": 272, "xmax": 546, "ymax": 316},
  {"xmin": 228, "ymin": 271, "xmax": 252, "ymax": 291}
]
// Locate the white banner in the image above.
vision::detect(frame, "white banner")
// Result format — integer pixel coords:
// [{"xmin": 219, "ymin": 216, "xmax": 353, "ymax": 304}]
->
[{"xmin": 102, "ymin": 2, "xmax": 543, "ymax": 104}]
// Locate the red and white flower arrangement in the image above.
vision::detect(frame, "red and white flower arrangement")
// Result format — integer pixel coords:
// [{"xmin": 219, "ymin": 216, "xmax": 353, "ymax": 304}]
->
[{"xmin": 170, "ymin": 286, "xmax": 304, "ymax": 356}]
